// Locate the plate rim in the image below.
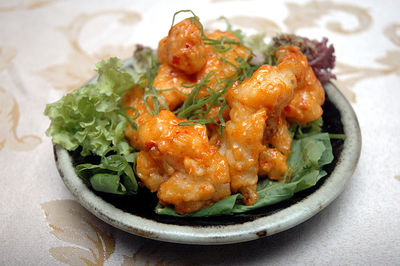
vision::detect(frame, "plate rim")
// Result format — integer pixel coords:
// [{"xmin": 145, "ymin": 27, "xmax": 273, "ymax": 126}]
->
[{"xmin": 54, "ymin": 81, "xmax": 361, "ymax": 245}]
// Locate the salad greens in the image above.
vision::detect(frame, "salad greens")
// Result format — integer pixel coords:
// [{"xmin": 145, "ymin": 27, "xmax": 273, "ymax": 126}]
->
[
  {"xmin": 44, "ymin": 58, "xmax": 135, "ymax": 157},
  {"xmin": 45, "ymin": 10, "xmax": 340, "ymax": 217},
  {"xmin": 44, "ymin": 58, "xmax": 141, "ymax": 194},
  {"xmin": 45, "ymin": 47, "xmax": 160, "ymax": 195}
]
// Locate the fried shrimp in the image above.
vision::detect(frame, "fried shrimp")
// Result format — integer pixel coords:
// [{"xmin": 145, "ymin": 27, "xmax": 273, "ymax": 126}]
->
[
  {"xmin": 155, "ymin": 24, "xmax": 249, "ymax": 111},
  {"xmin": 258, "ymin": 147, "xmax": 288, "ymax": 181},
  {"xmin": 221, "ymin": 61, "xmax": 297, "ymax": 204},
  {"xmin": 219, "ymin": 108, "xmax": 267, "ymax": 205},
  {"xmin": 158, "ymin": 18, "xmax": 206, "ymax": 75},
  {"xmin": 158, "ymin": 18, "xmax": 247, "ymax": 78},
  {"xmin": 122, "ymin": 85, "xmax": 153, "ymax": 150},
  {"xmin": 135, "ymin": 110, "xmax": 231, "ymax": 214},
  {"xmin": 278, "ymin": 46, "xmax": 325, "ymax": 125}
]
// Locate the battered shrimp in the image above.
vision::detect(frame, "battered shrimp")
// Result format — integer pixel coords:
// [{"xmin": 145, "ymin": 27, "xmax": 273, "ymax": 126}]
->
[
  {"xmin": 219, "ymin": 108, "xmax": 267, "ymax": 205},
  {"xmin": 257, "ymin": 46, "xmax": 324, "ymax": 180},
  {"xmin": 122, "ymin": 85, "xmax": 152, "ymax": 150},
  {"xmin": 264, "ymin": 115, "xmax": 292, "ymax": 156},
  {"xmin": 259, "ymin": 117, "xmax": 292, "ymax": 182},
  {"xmin": 158, "ymin": 18, "xmax": 206, "ymax": 75},
  {"xmin": 258, "ymin": 46, "xmax": 324, "ymax": 183},
  {"xmin": 155, "ymin": 20, "xmax": 249, "ymax": 114},
  {"xmin": 128, "ymin": 24, "xmax": 245, "ymax": 147},
  {"xmin": 135, "ymin": 110, "xmax": 231, "ymax": 214},
  {"xmin": 258, "ymin": 148, "xmax": 288, "ymax": 181},
  {"xmin": 226, "ymin": 64, "xmax": 296, "ymax": 115},
  {"xmin": 221, "ymin": 58, "xmax": 298, "ymax": 204},
  {"xmin": 278, "ymin": 46, "xmax": 325, "ymax": 125}
]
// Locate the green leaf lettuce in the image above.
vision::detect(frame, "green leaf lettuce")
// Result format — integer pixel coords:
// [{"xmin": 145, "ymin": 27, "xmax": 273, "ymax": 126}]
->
[{"xmin": 44, "ymin": 58, "xmax": 134, "ymax": 156}]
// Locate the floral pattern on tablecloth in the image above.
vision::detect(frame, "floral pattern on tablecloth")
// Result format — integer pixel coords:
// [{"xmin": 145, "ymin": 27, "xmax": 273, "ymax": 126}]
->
[{"xmin": 1, "ymin": 0, "xmax": 399, "ymax": 265}]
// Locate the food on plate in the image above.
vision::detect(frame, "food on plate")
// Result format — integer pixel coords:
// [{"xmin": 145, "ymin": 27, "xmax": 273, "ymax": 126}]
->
[{"xmin": 45, "ymin": 10, "xmax": 340, "ymax": 216}]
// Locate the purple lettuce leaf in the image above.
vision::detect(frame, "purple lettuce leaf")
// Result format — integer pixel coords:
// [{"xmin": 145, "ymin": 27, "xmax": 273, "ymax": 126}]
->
[{"xmin": 272, "ymin": 34, "xmax": 336, "ymax": 84}]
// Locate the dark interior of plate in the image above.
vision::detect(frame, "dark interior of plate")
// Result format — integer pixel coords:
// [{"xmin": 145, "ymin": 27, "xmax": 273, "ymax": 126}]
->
[{"xmin": 68, "ymin": 88, "xmax": 344, "ymax": 227}]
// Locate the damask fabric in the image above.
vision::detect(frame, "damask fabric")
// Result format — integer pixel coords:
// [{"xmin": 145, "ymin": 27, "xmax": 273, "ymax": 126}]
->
[{"xmin": 0, "ymin": 0, "xmax": 399, "ymax": 265}]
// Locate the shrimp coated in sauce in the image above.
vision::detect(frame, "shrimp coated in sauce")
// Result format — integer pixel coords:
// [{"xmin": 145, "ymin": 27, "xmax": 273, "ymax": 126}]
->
[
  {"xmin": 221, "ymin": 60, "xmax": 297, "ymax": 204},
  {"xmin": 278, "ymin": 46, "xmax": 325, "ymax": 125},
  {"xmin": 158, "ymin": 18, "xmax": 206, "ymax": 75},
  {"xmin": 122, "ymin": 85, "xmax": 152, "ymax": 150},
  {"xmin": 135, "ymin": 110, "xmax": 231, "ymax": 214},
  {"xmin": 155, "ymin": 20, "xmax": 249, "ymax": 112}
]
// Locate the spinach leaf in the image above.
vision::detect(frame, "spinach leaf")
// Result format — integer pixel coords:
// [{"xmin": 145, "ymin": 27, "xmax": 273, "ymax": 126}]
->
[
  {"xmin": 76, "ymin": 153, "xmax": 138, "ymax": 195},
  {"xmin": 90, "ymin": 173, "xmax": 127, "ymax": 194}
]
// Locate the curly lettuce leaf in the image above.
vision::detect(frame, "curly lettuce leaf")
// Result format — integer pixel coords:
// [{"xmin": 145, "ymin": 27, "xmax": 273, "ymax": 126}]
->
[
  {"xmin": 156, "ymin": 119, "xmax": 335, "ymax": 217},
  {"xmin": 45, "ymin": 52, "xmax": 161, "ymax": 196},
  {"xmin": 44, "ymin": 58, "xmax": 135, "ymax": 156}
]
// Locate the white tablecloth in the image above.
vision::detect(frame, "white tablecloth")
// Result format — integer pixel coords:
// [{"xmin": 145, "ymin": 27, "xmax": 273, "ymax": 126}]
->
[{"xmin": 1, "ymin": 0, "xmax": 399, "ymax": 264}]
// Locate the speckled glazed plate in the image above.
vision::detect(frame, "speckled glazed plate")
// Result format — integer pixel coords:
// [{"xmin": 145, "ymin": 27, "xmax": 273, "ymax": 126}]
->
[{"xmin": 54, "ymin": 77, "xmax": 361, "ymax": 245}]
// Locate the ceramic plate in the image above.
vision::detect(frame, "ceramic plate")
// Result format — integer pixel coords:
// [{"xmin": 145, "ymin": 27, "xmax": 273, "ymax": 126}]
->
[{"xmin": 54, "ymin": 64, "xmax": 361, "ymax": 244}]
